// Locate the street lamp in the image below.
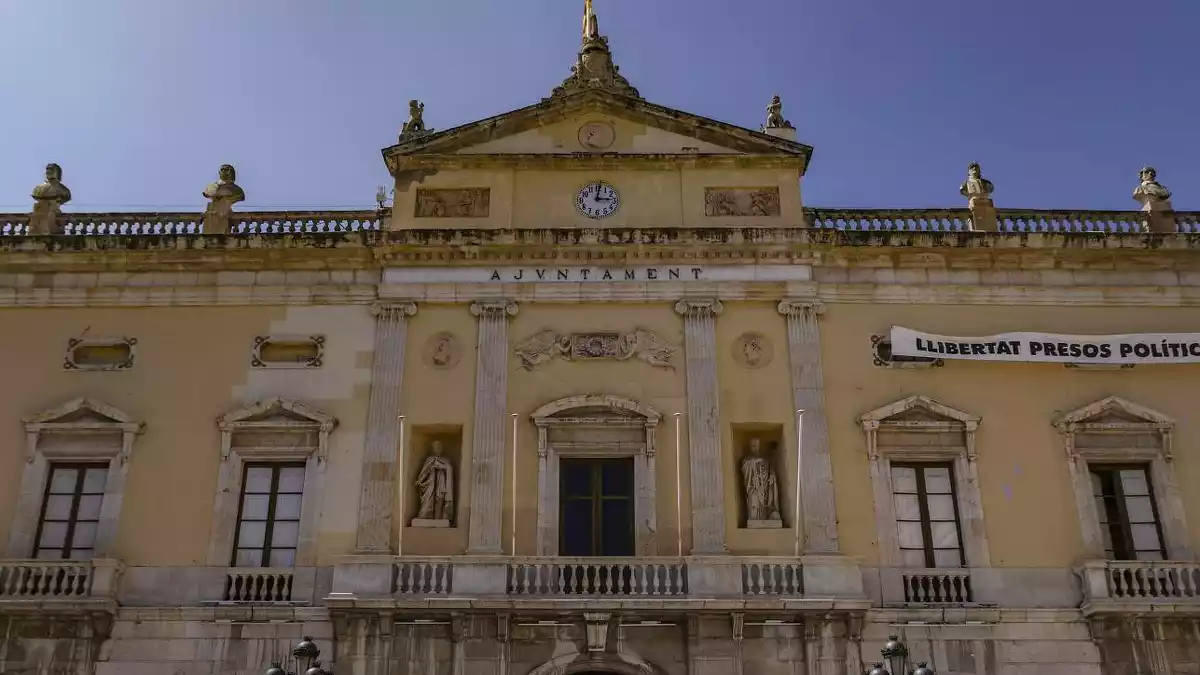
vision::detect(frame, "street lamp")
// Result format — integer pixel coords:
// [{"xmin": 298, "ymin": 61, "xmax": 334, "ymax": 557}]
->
[
  {"xmin": 865, "ymin": 635, "xmax": 936, "ymax": 675},
  {"xmin": 264, "ymin": 636, "xmax": 333, "ymax": 675}
]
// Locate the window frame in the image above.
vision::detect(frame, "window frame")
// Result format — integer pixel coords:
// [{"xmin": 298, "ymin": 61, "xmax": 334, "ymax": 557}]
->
[
  {"xmin": 1088, "ymin": 463, "xmax": 1168, "ymax": 561},
  {"xmin": 558, "ymin": 457, "xmax": 637, "ymax": 557},
  {"xmin": 1054, "ymin": 396, "xmax": 1190, "ymax": 562},
  {"xmin": 860, "ymin": 395, "xmax": 990, "ymax": 569},
  {"xmin": 231, "ymin": 462, "xmax": 308, "ymax": 568},
  {"xmin": 206, "ymin": 398, "xmax": 336, "ymax": 568},
  {"xmin": 890, "ymin": 461, "xmax": 968, "ymax": 569},
  {"xmin": 7, "ymin": 398, "xmax": 142, "ymax": 560},
  {"xmin": 33, "ymin": 462, "xmax": 110, "ymax": 560}
]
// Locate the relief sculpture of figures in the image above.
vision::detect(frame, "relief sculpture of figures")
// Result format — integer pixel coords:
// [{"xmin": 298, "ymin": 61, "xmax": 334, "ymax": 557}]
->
[
  {"xmin": 742, "ymin": 439, "xmax": 782, "ymax": 528},
  {"xmin": 414, "ymin": 188, "xmax": 491, "ymax": 218},
  {"xmin": 412, "ymin": 440, "xmax": 454, "ymax": 527},
  {"xmin": 515, "ymin": 328, "xmax": 675, "ymax": 370},
  {"xmin": 704, "ymin": 188, "xmax": 781, "ymax": 217}
]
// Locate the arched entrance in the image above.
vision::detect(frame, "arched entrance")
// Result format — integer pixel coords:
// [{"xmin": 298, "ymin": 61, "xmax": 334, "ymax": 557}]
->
[{"xmin": 531, "ymin": 395, "xmax": 661, "ymax": 556}]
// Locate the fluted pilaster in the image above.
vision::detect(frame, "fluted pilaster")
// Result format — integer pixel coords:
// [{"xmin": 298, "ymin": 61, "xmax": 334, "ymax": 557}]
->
[
  {"xmin": 778, "ymin": 300, "xmax": 839, "ymax": 553},
  {"xmin": 467, "ymin": 300, "xmax": 518, "ymax": 554},
  {"xmin": 355, "ymin": 301, "xmax": 418, "ymax": 552},
  {"xmin": 674, "ymin": 298, "xmax": 727, "ymax": 554}
]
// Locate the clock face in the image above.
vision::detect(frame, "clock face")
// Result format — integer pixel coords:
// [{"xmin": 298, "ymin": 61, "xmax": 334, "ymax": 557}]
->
[{"xmin": 576, "ymin": 182, "xmax": 620, "ymax": 219}]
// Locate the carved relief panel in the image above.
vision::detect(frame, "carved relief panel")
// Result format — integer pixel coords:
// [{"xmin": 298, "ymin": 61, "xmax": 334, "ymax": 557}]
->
[
  {"xmin": 514, "ymin": 328, "xmax": 676, "ymax": 370},
  {"xmin": 704, "ymin": 187, "xmax": 781, "ymax": 217},
  {"xmin": 64, "ymin": 336, "xmax": 137, "ymax": 371},
  {"xmin": 414, "ymin": 188, "xmax": 490, "ymax": 218}
]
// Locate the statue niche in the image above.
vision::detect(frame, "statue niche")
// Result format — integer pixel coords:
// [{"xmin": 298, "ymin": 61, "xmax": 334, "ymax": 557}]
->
[
  {"xmin": 741, "ymin": 438, "xmax": 783, "ymax": 529},
  {"xmin": 412, "ymin": 439, "xmax": 455, "ymax": 528}
]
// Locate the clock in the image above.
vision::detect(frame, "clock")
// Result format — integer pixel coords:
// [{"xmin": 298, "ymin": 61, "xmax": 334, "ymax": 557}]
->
[
  {"xmin": 578, "ymin": 122, "xmax": 615, "ymax": 150},
  {"xmin": 576, "ymin": 182, "xmax": 620, "ymax": 219}
]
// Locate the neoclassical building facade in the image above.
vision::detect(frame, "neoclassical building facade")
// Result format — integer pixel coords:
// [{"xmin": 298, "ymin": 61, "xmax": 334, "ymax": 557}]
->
[{"xmin": 1, "ymin": 6, "xmax": 1199, "ymax": 675}]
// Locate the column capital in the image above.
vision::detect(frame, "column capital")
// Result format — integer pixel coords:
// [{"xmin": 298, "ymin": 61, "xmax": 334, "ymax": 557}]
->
[
  {"xmin": 371, "ymin": 301, "xmax": 417, "ymax": 318},
  {"xmin": 673, "ymin": 298, "xmax": 723, "ymax": 317},
  {"xmin": 471, "ymin": 299, "xmax": 518, "ymax": 318},
  {"xmin": 777, "ymin": 299, "xmax": 825, "ymax": 317}
]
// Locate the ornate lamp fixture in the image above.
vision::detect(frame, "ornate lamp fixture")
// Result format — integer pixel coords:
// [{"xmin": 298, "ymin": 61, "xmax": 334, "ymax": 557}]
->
[
  {"xmin": 264, "ymin": 636, "xmax": 333, "ymax": 675},
  {"xmin": 865, "ymin": 635, "xmax": 936, "ymax": 675}
]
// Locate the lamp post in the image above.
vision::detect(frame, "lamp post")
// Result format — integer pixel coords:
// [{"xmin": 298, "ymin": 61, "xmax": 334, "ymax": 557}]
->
[
  {"xmin": 264, "ymin": 636, "xmax": 333, "ymax": 675},
  {"xmin": 865, "ymin": 635, "xmax": 936, "ymax": 675}
]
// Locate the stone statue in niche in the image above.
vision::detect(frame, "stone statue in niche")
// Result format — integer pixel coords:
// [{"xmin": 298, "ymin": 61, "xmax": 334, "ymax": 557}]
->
[
  {"xmin": 202, "ymin": 164, "xmax": 246, "ymax": 233},
  {"xmin": 741, "ymin": 439, "xmax": 782, "ymax": 528},
  {"xmin": 414, "ymin": 188, "xmax": 491, "ymax": 218},
  {"xmin": 1133, "ymin": 166, "xmax": 1172, "ymax": 209},
  {"xmin": 412, "ymin": 440, "xmax": 454, "ymax": 527},
  {"xmin": 704, "ymin": 188, "xmax": 781, "ymax": 217},
  {"xmin": 29, "ymin": 163, "xmax": 72, "ymax": 234}
]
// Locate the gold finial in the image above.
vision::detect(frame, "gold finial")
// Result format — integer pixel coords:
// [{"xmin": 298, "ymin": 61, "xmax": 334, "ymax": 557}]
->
[{"xmin": 583, "ymin": 0, "xmax": 599, "ymax": 41}]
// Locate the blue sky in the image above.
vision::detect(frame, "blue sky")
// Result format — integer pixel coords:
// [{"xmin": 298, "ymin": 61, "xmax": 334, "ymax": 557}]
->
[{"xmin": 0, "ymin": 0, "xmax": 1195, "ymax": 212}]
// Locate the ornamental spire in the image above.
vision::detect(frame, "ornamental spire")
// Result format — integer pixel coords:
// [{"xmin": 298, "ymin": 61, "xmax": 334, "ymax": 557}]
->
[{"xmin": 548, "ymin": 0, "xmax": 641, "ymax": 100}]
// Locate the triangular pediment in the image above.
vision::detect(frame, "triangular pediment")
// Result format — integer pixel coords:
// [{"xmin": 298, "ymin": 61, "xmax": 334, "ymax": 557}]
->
[
  {"xmin": 860, "ymin": 395, "xmax": 980, "ymax": 428},
  {"xmin": 219, "ymin": 397, "xmax": 337, "ymax": 432},
  {"xmin": 1054, "ymin": 396, "xmax": 1173, "ymax": 430},
  {"xmin": 383, "ymin": 91, "xmax": 812, "ymax": 165},
  {"xmin": 24, "ymin": 398, "xmax": 142, "ymax": 432}
]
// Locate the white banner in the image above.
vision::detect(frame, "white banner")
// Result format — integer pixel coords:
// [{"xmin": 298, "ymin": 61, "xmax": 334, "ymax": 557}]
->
[{"xmin": 889, "ymin": 326, "xmax": 1200, "ymax": 365}]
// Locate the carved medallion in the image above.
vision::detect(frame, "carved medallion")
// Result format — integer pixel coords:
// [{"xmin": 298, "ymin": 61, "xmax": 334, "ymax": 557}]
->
[
  {"xmin": 514, "ymin": 328, "xmax": 676, "ymax": 370},
  {"xmin": 704, "ymin": 187, "xmax": 781, "ymax": 217},
  {"xmin": 424, "ymin": 332, "xmax": 462, "ymax": 369},
  {"xmin": 414, "ymin": 188, "xmax": 490, "ymax": 218},
  {"xmin": 733, "ymin": 332, "xmax": 772, "ymax": 369},
  {"xmin": 578, "ymin": 122, "xmax": 615, "ymax": 150}
]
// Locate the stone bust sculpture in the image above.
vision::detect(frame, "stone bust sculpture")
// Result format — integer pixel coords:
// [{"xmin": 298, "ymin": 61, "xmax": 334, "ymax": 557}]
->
[
  {"xmin": 29, "ymin": 163, "xmax": 72, "ymax": 234},
  {"xmin": 959, "ymin": 162, "xmax": 994, "ymax": 202},
  {"xmin": 414, "ymin": 440, "xmax": 454, "ymax": 525},
  {"xmin": 1133, "ymin": 166, "xmax": 1172, "ymax": 207},
  {"xmin": 202, "ymin": 164, "xmax": 245, "ymax": 233},
  {"xmin": 765, "ymin": 95, "xmax": 794, "ymax": 130},
  {"xmin": 741, "ymin": 439, "xmax": 782, "ymax": 526}
]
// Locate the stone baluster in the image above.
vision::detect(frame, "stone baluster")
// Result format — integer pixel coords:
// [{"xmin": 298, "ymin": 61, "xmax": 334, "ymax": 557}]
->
[
  {"xmin": 673, "ymin": 299, "xmax": 727, "ymax": 554},
  {"xmin": 354, "ymin": 301, "xmax": 418, "ymax": 552},
  {"xmin": 778, "ymin": 301, "xmax": 840, "ymax": 553},
  {"xmin": 467, "ymin": 300, "xmax": 518, "ymax": 554}
]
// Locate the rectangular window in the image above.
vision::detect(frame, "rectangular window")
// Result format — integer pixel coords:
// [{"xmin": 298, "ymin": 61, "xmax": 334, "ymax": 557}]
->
[
  {"xmin": 1090, "ymin": 465, "xmax": 1166, "ymax": 561},
  {"xmin": 232, "ymin": 464, "xmax": 305, "ymax": 568},
  {"xmin": 34, "ymin": 464, "xmax": 108, "ymax": 560},
  {"xmin": 559, "ymin": 457, "xmax": 635, "ymax": 557},
  {"xmin": 891, "ymin": 463, "xmax": 965, "ymax": 568}
]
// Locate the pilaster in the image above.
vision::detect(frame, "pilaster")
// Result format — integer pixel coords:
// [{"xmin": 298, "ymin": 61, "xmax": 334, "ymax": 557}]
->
[
  {"xmin": 674, "ymin": 298, "xmax": 727, "ymax": 554},
  {"xmin": 354, "ymin": 301, "xmax": 417, "ymax": 552},
  {"xmin": 467, "ymin": 299, "xmax": 518, "ymax": 554},
  {"xmin": 778, "ymin": 300, "xmax": 840, "ymax": 553}
]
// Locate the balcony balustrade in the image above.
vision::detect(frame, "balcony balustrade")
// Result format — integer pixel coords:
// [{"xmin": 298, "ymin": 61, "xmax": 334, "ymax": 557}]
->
[
  {"xmin": 1079, "ymin": 560, "xmax": 1200, "ymax": 615},
  {"xmin": 0, "ymin": 559, "xmax": 122, "ymax": 610},
  {"xmin": 507, "ymin": 557, "xmax": 687, "ymax": 597},
  {"xmin": 224, "ymin": 567, "xmax": 295, "ymax": 602},
  {"xmin": 900, "ymin": 568, "xmax": 973, "ymax": 605}
]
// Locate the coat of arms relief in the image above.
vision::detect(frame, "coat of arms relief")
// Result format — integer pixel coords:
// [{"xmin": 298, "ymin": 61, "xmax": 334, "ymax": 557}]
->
[{"xmin": 514, "ymin": 328, "xmax": 676, "ymax": 371}]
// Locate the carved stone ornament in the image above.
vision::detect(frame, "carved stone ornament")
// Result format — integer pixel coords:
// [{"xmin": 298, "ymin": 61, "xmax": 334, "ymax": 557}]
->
[
  {"xmin": 704, "ymin": 187, "xmax": 781, "ymax": 217},
  {"xmin": 764, "ymin": 95, "xmax": 794, "ymax": 130},
  {"xmin": 64, "ymin": 336, "xmax": 137, "ymax": 371},
  {"xmin": 399, "ymin": 99, "xmax": 431, "ymax": 141},
  {"xmin": 583, "ymin": 612, "xmax": 611, "ymax": 652},
  {"xmin": 414, "ymin": 188, "xmax": 490, "ymax": 218},
  {"xmin": 251, "ymin": 335, "xmax": 324, "ymax": 369},
  {"xmin": 549, "ymin": 0, "xmax": 640, "ymax": 99},
  {"xmin": 733, "ymin": 332, "xmax": 772, "ymax": 369},
  {"xmin": 514, "ymin": 328, "xmax": 676, "ymax": 371},
  {"xmin": 424, "ymin": 331, "xmax": 462, "ymax": 369}
]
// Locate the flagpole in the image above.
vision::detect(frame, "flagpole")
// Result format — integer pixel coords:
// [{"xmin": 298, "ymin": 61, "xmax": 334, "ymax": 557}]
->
[
  {"xmin": 511, "ymin": 413, "xmax": 519, "ymax": 557},
  {"xmin": 674, "ymin": 412, "xmax": 684, "ymax": 558},
  {"xmin": 397, "ymin": 415, "xmax": 406, "ymax": 558},
  {"xmin": 794, "ymin": 409, "xmax": 805, "ymax": 558}
]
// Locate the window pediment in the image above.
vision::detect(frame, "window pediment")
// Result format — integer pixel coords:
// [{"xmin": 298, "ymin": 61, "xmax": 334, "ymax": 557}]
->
[
  {"xmin": 860, "ymin": 395, "xmax": 980, "ymax": 431},
  {"xmin": 1053, "ymin": 396, "xmax": 1174, "ymax": 434},
  {"xmin": 24, "ymin": 398, "xmax": 142, "ymax": 435},
  {"xmin": 218, "ymin": 397, "xmax": 337, "ymax": 433}
]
